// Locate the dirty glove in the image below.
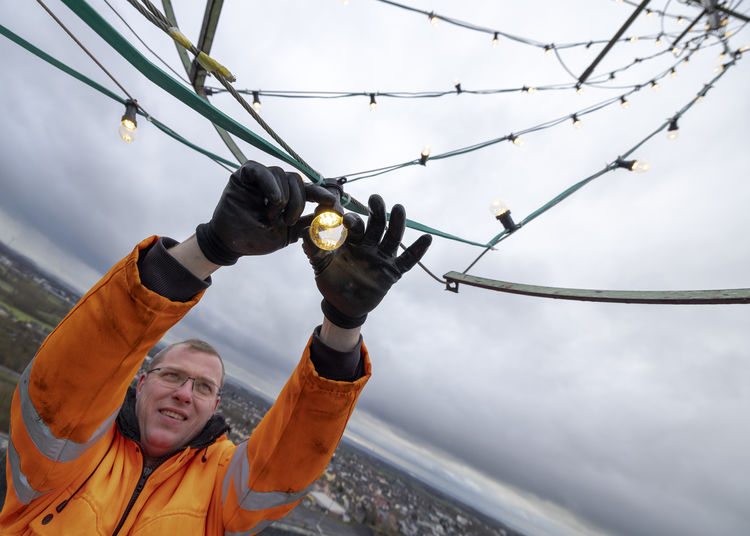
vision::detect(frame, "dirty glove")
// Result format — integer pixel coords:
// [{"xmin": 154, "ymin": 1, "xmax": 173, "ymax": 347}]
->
[
  {"xmin": 196, "ymin": 161, "xmax": 336, "ymax": 265},
  {"xmin": 302, "ymin": 194, "xmax": 432, "ymax": 328}
]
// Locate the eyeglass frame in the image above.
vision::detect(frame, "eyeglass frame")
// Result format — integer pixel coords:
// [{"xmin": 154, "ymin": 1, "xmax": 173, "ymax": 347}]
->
[{"xmin": 145, "ymin": 367, "xmax": 222, "ymax": 399}]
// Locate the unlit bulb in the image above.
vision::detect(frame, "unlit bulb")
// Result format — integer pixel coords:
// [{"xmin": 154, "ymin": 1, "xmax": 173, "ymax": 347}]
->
[{"xmin": 309, "ymin": 211, "xmax": 348, "ymax": 251}]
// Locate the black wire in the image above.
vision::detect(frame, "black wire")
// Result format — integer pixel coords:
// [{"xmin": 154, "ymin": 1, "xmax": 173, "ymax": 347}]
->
[{"xmin": 102, "ymin": 0, "xmax": 192, "ymax": 86}]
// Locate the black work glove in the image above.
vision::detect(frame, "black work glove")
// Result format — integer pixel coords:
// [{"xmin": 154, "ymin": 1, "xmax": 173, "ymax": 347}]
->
[
  {"xmin": 196, "ymin": 161, "xmax": 336, "ymax": 265},
  {"xmin": 302, "ymin": 194, "xmax": 432, "ymax": 328}
]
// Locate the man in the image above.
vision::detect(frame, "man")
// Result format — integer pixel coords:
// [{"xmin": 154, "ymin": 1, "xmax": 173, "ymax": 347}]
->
[{"xmin": 0, "ymin": 161, "xmax": 431, "ymax": 535}]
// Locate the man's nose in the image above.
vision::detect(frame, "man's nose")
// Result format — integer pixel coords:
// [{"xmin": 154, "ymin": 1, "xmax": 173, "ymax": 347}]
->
[{"xmin": 172, "ymin": 378, "xmax": 195, "ymax": 402}]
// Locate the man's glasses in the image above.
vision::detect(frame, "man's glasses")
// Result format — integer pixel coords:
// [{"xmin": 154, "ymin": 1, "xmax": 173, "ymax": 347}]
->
[{"xmin": 146, "ymin": 367, "xmax": 220, "ymax": 400}]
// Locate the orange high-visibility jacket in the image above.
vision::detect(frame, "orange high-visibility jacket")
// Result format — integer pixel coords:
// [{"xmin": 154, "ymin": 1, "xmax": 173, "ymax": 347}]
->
[{"xmin": 1, "ymin": 236, "xmax": 370, "ymax": 535}]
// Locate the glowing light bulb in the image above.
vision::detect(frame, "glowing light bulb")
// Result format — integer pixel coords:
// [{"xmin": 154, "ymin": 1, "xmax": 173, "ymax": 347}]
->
[
  {"xmin": 672, "ymin": 47, "xmax": 681, "ymax": 55},
  {"xmin": 670, "ymin": 68, "xmax": 677, "ymax": 78},
  {"xmin": 511, "ymin": 135, "xmax": 524, "ymax": 146},
  {"xmin": 429, "ymin": 12, "xmax": 438, "ymax": 25},
  {"xmin": 489, "ymin": 198, "xmax": 510, "ymax": 217},
  {"xmin": 309, "ymin": 211, "xmax": 348, "ymax": 251},
  {"xmin": 724, "ymin": 30, "xmax": 734, "ymax": 38},
  {"xmin": 616, "ymin": 158, "xmax": 650, "ymax": 173},
  {"xmin": 629, "ymin": 36, "xmax": 638, "ymax": 43},
  {"xmin": 655, "ymin": 34, "xmax": 662, "ymax": 45},
  {"xmin": 572, "ymin": 114, "xmax": 582, "ymax": 129},
  {"xmin": 609, "ymin": 72, "xmax": 616, "ymax": 83},
  {"xmin": 621, "ymin": 96, "xmax": 630, "ymax": 109},
  {"xmin": 369, "ymin": 93, "xmax": 377, "ymax": 111},
  {"xmin": 667, "ymin": 119, "xmax": 679, "ymax": 140},
  {"xmin": 647, "ymin": 9, "xmax": 653, "ymax": 18},
  {"xmin": 576, "ymin": 84, "xmax": 584, "ymax": 95},
  {"xmin": 419, "ymin": 146, "xmax": 431, "ymax": 165},
  {"xmin": 651, "ymin": 81, "xmax": 660, "ymax": 92},
  {"xmin": 544, "ymin": 45, "xmax": 553, "ymax": 55},
  {"xmin": 119, "ymin": 100, "xmax": 138, "ymax": 143},
  {"xmin": 492, "ymin": 32, "xmax": 499, "ymax": 46},
  {"xmin": 252, "ymin": 91, "xmax": 261, "ymax": 112},
  {"xmin": 489, "ymin": 198, "xmax": 519, "ymax": 232},
  {"xmin": 713, "ymin": 64, "xmax": 725, "ymax": 73},
  {"xmin": 677, "ymin": 16, "xmax": 685, "ymax": 25},
  {"xmin": 631, "ymin": 160, "xmax": 650, "ymax": 173}
]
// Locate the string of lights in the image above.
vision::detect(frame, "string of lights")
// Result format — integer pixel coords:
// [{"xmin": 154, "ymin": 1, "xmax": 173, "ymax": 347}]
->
[
  {"xmin": 459, "ymin": 52, "xmax": 743, "ymax": 275},
  {"xmin": 336, "ymin": 35, "xmax": 728, "ymax": 183},
  {"xmin": 369, "ymin": 0, "xmax": 698, "ymax": 49},
  {"xmin": 32, "ymin": 0, "xmax": 487, "ymax": 252},
  {"xmin": 9, "ymin": 1, "xmax": 748, "ymax": 293},
  {"xmin": 202, "ymin": 34, "xmax": 727, "ymax": 122}
]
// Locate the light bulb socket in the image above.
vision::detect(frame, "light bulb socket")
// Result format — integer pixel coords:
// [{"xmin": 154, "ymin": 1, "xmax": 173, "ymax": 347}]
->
[
  {"xmin": 313, "ymin": 179, "xmax": 345, "ymax": 217},
  {"xmin": 616, "ymin": 158, "xmax": 635, "ymax": 170},
  {"xmin": 667, "ymin": 118, "xmax": 679, "ymax": 133},
  {"xmin": 496, "ymin": 210, "xmax": 519, "ymax": 232},
  {"xmin": 455, "ymin": 82, "xmax": 462, "ymax": 94},
  {"xmin": 615, "ymin": 158, "xmax": 647, "ymax": 172},
  {"xmin": 121, "ymin": 99, "xmax": 138, "ymax": 128}
]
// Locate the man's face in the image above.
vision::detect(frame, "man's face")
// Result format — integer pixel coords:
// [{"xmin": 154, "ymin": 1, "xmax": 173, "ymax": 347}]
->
[{"xmin": 135, "ymin": 345, "xmax": 222, "ymax": 459}]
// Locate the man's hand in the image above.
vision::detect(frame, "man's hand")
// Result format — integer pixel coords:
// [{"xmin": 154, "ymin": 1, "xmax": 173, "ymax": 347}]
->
[
  {"xmin": 303, "ymin": 194, "xmax": 432, "ymax": 328},
  {"xmin": 196, "ymin": 161, "xmax": 336, "ymax": 265}
]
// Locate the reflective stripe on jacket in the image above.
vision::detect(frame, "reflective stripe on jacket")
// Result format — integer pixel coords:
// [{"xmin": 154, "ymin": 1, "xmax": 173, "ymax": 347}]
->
[{"xmin": 0, "ymin": 236, "xmax": 370, "ymax": 535}]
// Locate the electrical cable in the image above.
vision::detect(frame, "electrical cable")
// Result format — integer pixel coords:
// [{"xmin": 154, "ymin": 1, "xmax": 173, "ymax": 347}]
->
[
  {"xmin": 101, "ymin": 0, "xmax": 192, "ymax": 86},
  {"xmin": 36, "ymin": 0, "xmax": 135, "ymax": 102}
]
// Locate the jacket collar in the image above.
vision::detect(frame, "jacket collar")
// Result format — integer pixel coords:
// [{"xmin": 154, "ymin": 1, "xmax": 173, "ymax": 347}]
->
[{"xmin": 116, "ymin": 387, "xmax": 231, "ymax": 451}]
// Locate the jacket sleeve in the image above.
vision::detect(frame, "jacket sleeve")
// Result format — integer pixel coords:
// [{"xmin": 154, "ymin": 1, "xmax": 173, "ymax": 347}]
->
[
  {"xmin": 221, "ymin": 339, "xmax": 371, "ymax": 534},
  {"xmin": 6, "ymin": 236, "xmax": 202, "ymax": 505}
]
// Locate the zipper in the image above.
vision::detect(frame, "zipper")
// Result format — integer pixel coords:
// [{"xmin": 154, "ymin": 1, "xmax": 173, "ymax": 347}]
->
[{"xmin": 111, "ymin": 463, "xmax": 154, "ymax": 536}]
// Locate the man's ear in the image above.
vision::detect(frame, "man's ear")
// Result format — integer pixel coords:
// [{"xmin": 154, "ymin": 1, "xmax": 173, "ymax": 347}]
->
[{"xmin": 135, "ymin": 373, "xmax": 147, "ymax": 396}]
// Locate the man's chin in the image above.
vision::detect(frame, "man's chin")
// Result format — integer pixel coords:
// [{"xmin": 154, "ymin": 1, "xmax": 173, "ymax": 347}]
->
[{"xmin": 142, "ymin": 433, "xmax": 185, "ymax": 458}]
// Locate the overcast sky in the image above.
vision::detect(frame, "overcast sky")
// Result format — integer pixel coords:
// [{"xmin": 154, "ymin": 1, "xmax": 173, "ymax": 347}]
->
[{"xmin": 2, "ymin": 1, "xmax": 749, "ymax": 535}]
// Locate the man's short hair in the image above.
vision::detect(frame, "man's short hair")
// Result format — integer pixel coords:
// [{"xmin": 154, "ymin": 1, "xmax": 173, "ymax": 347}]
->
[{"xmin": 148, "ymin": 339, "xmax": 225, "ymax": 388}]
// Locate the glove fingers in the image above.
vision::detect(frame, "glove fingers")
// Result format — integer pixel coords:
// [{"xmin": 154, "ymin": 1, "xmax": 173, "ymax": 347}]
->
[
  {"xmin": 394, "ymin": 234, "xmax": 432, "ymax": 274},
  {"xmin": 288, "ymin": 213, "xmax": 315, "ymax": 243},
  {"xmin": 379, "ymin": 204, "xmax": 405, "ymax": 256},
  {"xmin": 343, "ymin": 213, "xmax": 365, "ymax": 243},
  {"xmin": 301, "ymin": 227, "xmax": 332, "ymax": 269},
  {"xmin": 266, "ymin": 167, "xmax": 290, "ymax": 221},
  {"xmin": 284, "ymin": 172, "xmax": 305, "ymax": 226},
  {"xmin": 303, "ymin": 183, "xmax": 337, "ymax": 207},
  {"xmin": 362, "ymin": 194, "xmax": 386, "ymax": 246}
]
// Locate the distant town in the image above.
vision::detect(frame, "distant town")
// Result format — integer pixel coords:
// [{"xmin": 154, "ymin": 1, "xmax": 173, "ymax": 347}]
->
[{"xmin": 0, "ymin": 240, "xmax": 524, "ymax": 536}]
